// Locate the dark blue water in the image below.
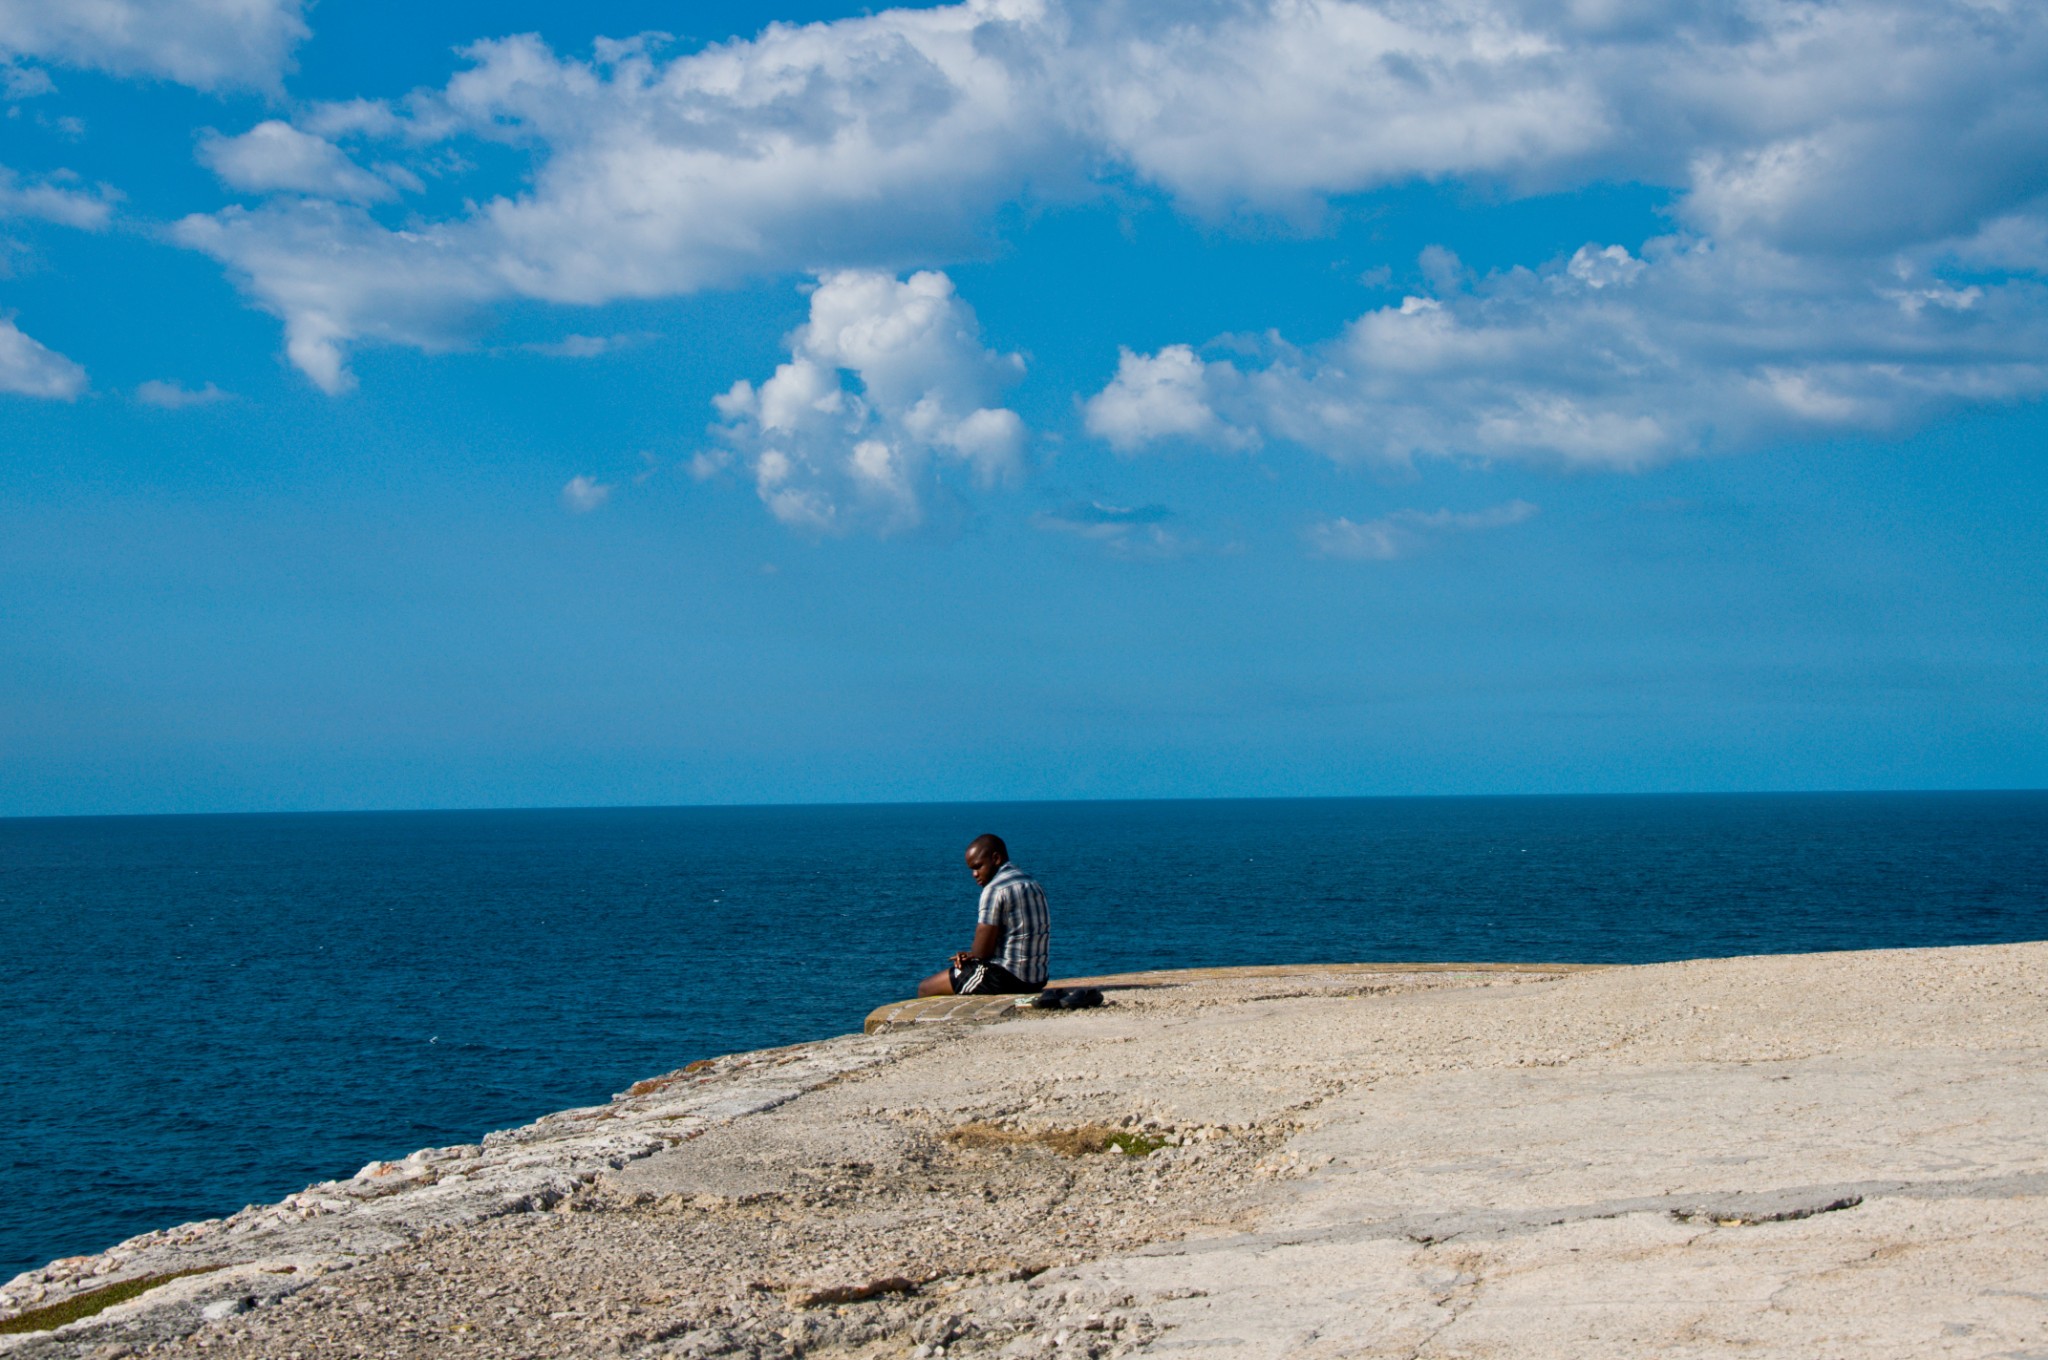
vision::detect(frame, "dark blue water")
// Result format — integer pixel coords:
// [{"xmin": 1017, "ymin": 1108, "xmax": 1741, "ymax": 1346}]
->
[{"xmin": 3, "ymin": 793, "xmax": 2044, "ymax": 1280}]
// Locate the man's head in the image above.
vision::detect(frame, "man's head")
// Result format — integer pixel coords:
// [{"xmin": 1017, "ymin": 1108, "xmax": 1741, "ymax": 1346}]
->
[{"xmin": 965, "ymin": 833, "xmax": 1008, "ymax": 886}]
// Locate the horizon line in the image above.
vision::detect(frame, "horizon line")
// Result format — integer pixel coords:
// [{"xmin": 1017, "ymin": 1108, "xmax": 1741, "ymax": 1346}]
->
[{"xmin": 5, "ymin": 785, "xmax": 2045, "ymax": 824}]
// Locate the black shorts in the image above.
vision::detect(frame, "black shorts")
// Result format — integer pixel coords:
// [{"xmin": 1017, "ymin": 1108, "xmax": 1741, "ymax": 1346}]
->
[{"xmin": 950, "ymin": 959, "xmax": 1040, "ymax": 995}]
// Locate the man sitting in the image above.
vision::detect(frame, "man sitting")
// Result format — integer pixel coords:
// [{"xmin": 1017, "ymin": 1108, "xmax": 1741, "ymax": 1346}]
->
[{"xmin": 918, "ymin": 833, "xmax": 1049, "ymax": 996}]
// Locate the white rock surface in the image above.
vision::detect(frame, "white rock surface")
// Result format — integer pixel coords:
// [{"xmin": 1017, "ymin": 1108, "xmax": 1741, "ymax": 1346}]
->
[{"xmin": 3, "ymin": 946, "xmax": 2045, "ymax": 1358}]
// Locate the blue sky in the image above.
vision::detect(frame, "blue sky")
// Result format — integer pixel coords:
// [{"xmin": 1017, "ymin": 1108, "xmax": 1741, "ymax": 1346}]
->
[{"xmin": 1, "ymin": 0, "xmax": 2044, "ymax": 816}]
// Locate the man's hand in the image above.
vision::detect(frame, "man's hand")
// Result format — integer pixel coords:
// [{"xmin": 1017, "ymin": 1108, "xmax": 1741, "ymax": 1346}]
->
[{"xmin": 966, "ymin": 922, "xmax": 1003, "ymax": 964}]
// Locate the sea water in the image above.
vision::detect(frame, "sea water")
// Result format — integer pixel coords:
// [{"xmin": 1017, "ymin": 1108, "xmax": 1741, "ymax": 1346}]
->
[{"xmin": 3, "ymin": 792, "xmax": 2044, "ymax": 1280}]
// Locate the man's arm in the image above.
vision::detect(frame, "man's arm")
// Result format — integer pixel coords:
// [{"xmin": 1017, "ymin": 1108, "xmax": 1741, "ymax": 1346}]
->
[{"xmin": 953, "ymin": 921, "xmax": 1004, "ymax": 966}]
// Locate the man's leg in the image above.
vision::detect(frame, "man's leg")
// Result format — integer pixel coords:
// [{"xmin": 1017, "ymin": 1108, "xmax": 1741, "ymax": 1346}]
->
[{"xmin": 917, "ymin": 967, "xmax": 956, "ymax": 997}]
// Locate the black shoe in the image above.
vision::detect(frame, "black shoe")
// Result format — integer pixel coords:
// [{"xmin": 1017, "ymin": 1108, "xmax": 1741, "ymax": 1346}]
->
[
  {"xmin": 1058, "ymin": 987, "xmax": 1103, "ymax": 1010},
  {"xmin": 1030, "ymin": 989, "xmax": 1067, "ymax": 1009}
]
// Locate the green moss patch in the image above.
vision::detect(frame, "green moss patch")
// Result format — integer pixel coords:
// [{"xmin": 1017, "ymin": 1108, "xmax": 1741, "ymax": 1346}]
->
[
  {"xmin": 0, "ymin": 1267, "xmax": 222, "ymax": 1335},
  {"xmin": 1102, "ymin": 1130, "xmax": 1171, "ymax": 1157}
]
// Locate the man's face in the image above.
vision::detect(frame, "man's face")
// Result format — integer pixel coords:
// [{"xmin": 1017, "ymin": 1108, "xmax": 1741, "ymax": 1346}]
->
[{"xmin": 966, "ymin": 846, "xmax": 1001, "ymax": 887}]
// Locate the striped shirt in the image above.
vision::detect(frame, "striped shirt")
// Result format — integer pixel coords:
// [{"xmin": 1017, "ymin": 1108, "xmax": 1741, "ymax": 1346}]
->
[{"xmin": 978, "ymin": 861, "xmax": 1050, "ymax": 987}]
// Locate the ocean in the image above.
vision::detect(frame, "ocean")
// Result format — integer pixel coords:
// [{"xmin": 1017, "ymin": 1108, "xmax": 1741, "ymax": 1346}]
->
[{"xmin": 3, "ymin": 792, "xmax": 2044, "ymax": 1281}]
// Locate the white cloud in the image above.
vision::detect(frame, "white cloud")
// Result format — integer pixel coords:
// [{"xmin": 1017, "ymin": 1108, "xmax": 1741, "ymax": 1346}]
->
[
  {"xmin": 0, "ymin": 0, "xmax": 309, "ymax": 92},
  {"xmin": 687, "ymin": 449, "xmax": 731, "ymax": 481},
  {"xmin": 2, "ymin": 61, "xmax": 51, "ymax": 99},
  {"xmin": 1955, "ymin": 208, "xmax": 2048, "ymax": 276},
  {"xmin": 1083, "ymin": 344, "xmax": 1255, "ymax": 453},
  {"xmin": 714, "ymin": 269, "xmax": 1025, "ymax": 534},
  {"xmin": 136, "ymin": 379, "xmax": 228, "ymax": 408},
  {"xmin": 560, "ymin": 475, "xmax": 612, "ymax": 512},
  {"xmin": 0, "ymin": 313, "xmax": 84, "ymax": 398},
  {"xmin": 172, "ymin": 200, "xmax": 500, "ymax": 394},
  {"xmin": 1565, "ymin": 243, "xmax": 1643, "ymax": 290},
  {"xmin": 0, "ymin": 164, "xmax": 114, "ymax": 229},
  {"xmin": 519, "ymin": 332, "xmax": 654, "ymax": 359},
  {"xmin": 173, "ymin": 5, "xmax": 1081, "ymax": 388},
  {"xmin": 156, "ymin": 0, "xmax": 2048, "ymax": 428},
  {"xmin": 1308, "ymin": 499, "xmax": 1537, "ymax": 560},
  {"xmin": 1091, "ymin": 235, "xmax": 2048, "ymax": 470},
  {"xmin": 1072, "ymin": 0, "xmax": 1611, "ymax": 211},
  {"xmin": 198, "ymin": 122, "xmax": 394, "ymax": 202}
]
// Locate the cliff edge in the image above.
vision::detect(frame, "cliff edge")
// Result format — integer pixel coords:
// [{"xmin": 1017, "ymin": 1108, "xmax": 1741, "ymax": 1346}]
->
[{"xmin": 4, "ymin": 946, "xmax": 2045, "ymax": 1359}]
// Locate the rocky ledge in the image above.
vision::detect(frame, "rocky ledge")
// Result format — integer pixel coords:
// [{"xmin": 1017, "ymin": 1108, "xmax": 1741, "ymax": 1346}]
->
[{"xmin": 3, "ymin": 947, "xmax": 2045, "ymax": 1359}]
